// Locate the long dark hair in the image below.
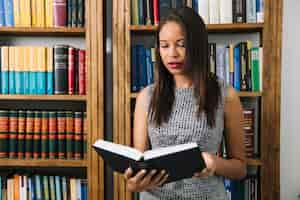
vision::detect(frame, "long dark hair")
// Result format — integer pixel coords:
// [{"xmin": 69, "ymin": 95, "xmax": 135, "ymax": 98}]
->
[{"xmin": 149, "ymin": 7, "xmax": 221, "ymax": 128}]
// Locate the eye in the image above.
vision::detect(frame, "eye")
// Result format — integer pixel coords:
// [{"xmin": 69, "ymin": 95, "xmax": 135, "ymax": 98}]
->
[
  {"xmin": 159, "ymin": 43, "xmax": 168, "ymax": 48},
  {"xmin": 177, "ymin": 41, "xmax": 185, "ymax": 47}
]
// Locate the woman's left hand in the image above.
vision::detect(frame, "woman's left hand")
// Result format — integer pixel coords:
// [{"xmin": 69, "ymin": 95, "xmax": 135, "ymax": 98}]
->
[{"xmin": 193, "ymin": 152, "xmax": 217, "ymax": 178}]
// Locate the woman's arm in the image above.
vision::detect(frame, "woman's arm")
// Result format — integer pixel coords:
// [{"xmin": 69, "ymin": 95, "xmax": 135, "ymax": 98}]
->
[{"xmin": 195, "ymin": 86, "xmax": 247, "ymax": 180}]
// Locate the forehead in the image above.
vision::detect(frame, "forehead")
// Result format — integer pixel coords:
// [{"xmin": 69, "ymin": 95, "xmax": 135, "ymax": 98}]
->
[{"xmin": 159, "ymin": 22, "xmax": 185, "ymax": 40}]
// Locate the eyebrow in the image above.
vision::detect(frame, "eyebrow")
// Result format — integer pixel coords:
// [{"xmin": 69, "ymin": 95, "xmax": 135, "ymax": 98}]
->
[{"xmin": 159, "ymin": 39, "xmax": 185, "ymax": 42}]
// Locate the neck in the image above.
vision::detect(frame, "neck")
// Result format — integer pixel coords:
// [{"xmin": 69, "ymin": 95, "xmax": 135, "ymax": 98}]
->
[{"xmin": 173, "ymin": 75, "xmax": 193, "ymax": 88}]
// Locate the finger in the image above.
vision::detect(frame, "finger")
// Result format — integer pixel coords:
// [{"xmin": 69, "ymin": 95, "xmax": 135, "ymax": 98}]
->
[
  {"xmin": 140, "ymin": 169, "xmax": 157, "ymax": 186},
  {"xmin": 124, "ymin": 167, "xmax": 133, "ymax": 180},
  {"xmin": 157, "ymin": 173, "xmax": 169, "ymax": 186},
  {"xmin": 152, "ymin": 170, "xmax": 166, "ymax": 185},
  {"xmin": 132, "ymin": 169, "xmax": 147, "ymax": 183}
]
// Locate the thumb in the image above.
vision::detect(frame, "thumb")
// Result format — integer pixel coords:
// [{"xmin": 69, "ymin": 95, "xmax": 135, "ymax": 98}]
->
[{"xmin": 124, "ymin": 167, "xmax": 133, "ymax": 180}]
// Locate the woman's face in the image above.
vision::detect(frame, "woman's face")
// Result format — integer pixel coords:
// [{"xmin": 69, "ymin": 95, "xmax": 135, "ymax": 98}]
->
[{"xmin": 159, "ymin": 22, "xmax": 187, "ymax": 75}]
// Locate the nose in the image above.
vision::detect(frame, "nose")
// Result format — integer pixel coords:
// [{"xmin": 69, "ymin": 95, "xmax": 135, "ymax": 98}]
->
[{"xmin": 167, "ymin": 46, "xmax": 179, "ymax": 57}]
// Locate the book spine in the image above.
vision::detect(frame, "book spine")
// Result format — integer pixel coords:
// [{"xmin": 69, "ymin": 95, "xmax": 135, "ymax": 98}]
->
[
  {"xmin": 159, "ymin": 0, "xmax": 171, "ymax": 22},
  {"xmin": 29, "ymin": 47, "xmax": 37, "ymax": 95},
  {"xmin": 68, "ymin": 47, "xmax": 75, "ymax": 94},
  {"xmin": 35, "ymin": 175, "xmax": 42, "ymax": 200},
  {"xmin": 71, "ymin": 0, "xmax": 77, "ymax": 27},
  {"xmin": 13, "ymin": 0, "xmax": 20, "ymax": 27},
  {"xmin": 49, "ymin": 176, "xmax": 56, "ymax": 200},
  {"xmin": 53, "ymin": 0, "xmax": 67, "ymax": 27},
  {"xmin": 31, "ymin": 0, "xmax": 37, "ymax": 27},
  {"xmin": 57, "ymin": 111, "xmax": 66, "ymax": 159},
  {"xmin": 43, "ymin": 176, "xmax": 50, "ymax": 200},
  {"xmin": 246, "ymin": 0, "xmax": 256, "ymax": 23},
  {"xmin": 45, "ymin": 0, "xmax": 54, "ymax": 27},
  {"xmin": 54, "ymin": 45, "xmax": 68, "ymax": 94},
  {"xmin": 83, "ymin": 112, "xmax": 87, "ymax": 159},
  {"xmin": 131, "ymin": 45, "xmax": 139, "ymax": 92},
  {"xmin": 131, "ymin": 0, "xmax": 138, "ymax": 25},
  {"xmin": 77, "ymin": 0, "xmax": 84, "ymax": 27},
  {"xmin": 0, "ymin": 110, "xmax": 8, "ymax": 158},
  {"xmin": 67, "ymin": 0, "xmax": 72, "ymax": 26},
  {"xmin": 1, "ymin": 47, "xmax": 9, "ymax": 94},
  {"xmin": 78, "ymin": 49, "xmax": 86, "ymax": 95},
  {"xmin": 74, "ymin": 112, "xmax": 82, "ymax": 159},
  {"xmin": 66, "ymin": 111, "xmax": 74, "ymax": 159},
  {"xmin": 36, "ymin": 47, "xmax": 47, "ymax": 94},
  {"xmin": 33, "ymin": 111, "xmax": 42, "ymax": 159},
  {"xmin": 61, "ymin": 176, "xmax": 67, "ymax": 200},
  {"xmin": 55, "ymin": 176, "xmax": 62, "ymax": 200},
  {"xmin": 46, "ymin": 47, "xmax": 54, "ymax": 95},
  {"xmin": 17, "ymin": 110, "xmax": 25, "ymax": 158},
  {"xmin": 234, "ymin": 45, "xmax": 241, "ymax": 91},
  {"xmin": 9, "ymin": 47, "xmax": 16, "ymax": 94},
  {"xmin": 25, "ymin": 111, "xmax": 34, "ymax": 159},
  {"xmin": 4, "ymin": 0, "xmax": 14, "ymax": 26},
  {"xmin": 0, "ymin": 0, "xmax": 5, "ymax": 26},
  {"xmin": 48, "ymin": 111, "xmax": 57, "ymax": 159},
  {"xmin": 23, "ymin": 47, "xmax": 30, "ymax": 94},
  {"xmin": 153, "ymin": 0, "xmax": 159, "ymax": 25},
  {"xmin": 8, "ymin": 110, "xmax": 18, "ymax": 158},
  {"xmin": 41, "ymin": 111, "xmax": 49, "ymax": 159},
  {"xmin": 22, "ymin": 0, "xmax": 31, "ymax": 27},
  {"xmin": 198, "ymin": 0, "xmax": 209, "ymax": 24}
]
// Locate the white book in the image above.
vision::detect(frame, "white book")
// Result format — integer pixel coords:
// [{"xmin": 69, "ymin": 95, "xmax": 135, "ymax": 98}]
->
[
  {"xmin": 209, "ymin": 0, "xmax": 220, "ymax": 24},
  {"xmin": 246, "ymin": 0, "xmax": 256, "ymax": 23},
  {"xmin": 220, "ymin": 0, "xmax": 233, "ymax": 24},
  {"xmin": 198, "ymin": 0, "xmax": 210, "ymax": 24},
  {"xmin": 93, "ymin": 139, "xmax": 206, "ymax": 183},
  {"xmin": 256, "ymin": 0, "xmax": 264, "ymax": 23}
]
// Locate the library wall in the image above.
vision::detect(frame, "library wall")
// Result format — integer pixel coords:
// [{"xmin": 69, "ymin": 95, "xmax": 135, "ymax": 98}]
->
[{"xmin": 280, "ymin": 1, "xmax": 300, "ymax": 199}]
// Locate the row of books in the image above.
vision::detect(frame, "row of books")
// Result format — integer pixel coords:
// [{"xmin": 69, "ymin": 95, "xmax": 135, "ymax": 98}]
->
[
  {"xmin": 224, "ymin": 176, "xmax": 259, "ymax": 200},
  {"xmin": 0, "ymin": 45, "xmax": 86, "ymax": 95},
  {"xmin": 0, "ymin": 0, "xmax": 84, "ymax": 28},
  {"xmin": 131, "ymin": 42, "xmax": 263, "ymax": 93},
  {"xmin": 131, "ymin": 0, "xmax": 264, "ymax": 25},
  {"xmin": 0, "ymin": 110, "xmax": 87, "ymax": 160},
  {"xmin": 0, "ymin": 175, "xmax": 87, "ymax": 200}
]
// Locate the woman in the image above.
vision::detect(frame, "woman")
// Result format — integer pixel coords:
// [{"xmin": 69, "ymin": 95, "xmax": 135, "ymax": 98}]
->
[{"xmin": 124, "ymin": 6, "xmax": 246, "ymax": 200}]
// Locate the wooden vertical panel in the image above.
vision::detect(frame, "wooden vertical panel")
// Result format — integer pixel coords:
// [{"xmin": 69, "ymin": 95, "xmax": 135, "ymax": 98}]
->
[
  {"xmin": 261, "ymin": 0, "xmax": 282, "ymax": 199},
  {"xmin": 87, "ymin": 0, "xmax": 104, "ymax": 199}
]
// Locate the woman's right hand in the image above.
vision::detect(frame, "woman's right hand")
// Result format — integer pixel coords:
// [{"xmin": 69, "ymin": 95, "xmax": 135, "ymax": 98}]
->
[{"xmin": 123, "ymin": 167, "xmax": 169, "ymax": 192}]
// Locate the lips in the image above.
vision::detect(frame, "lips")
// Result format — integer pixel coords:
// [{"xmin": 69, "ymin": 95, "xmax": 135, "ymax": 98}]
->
[{"xmin": 168, "ymin": 62, "xmax": 183, "ymax": 69}]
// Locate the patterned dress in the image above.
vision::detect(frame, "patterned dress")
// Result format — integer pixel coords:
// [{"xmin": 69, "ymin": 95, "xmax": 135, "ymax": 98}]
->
[{"xmin": 139, "ymin": 84, "xmax": 228, "ymax": 200}]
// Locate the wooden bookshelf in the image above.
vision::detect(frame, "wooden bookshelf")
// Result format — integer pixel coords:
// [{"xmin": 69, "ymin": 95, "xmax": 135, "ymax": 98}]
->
[
  {"xmin": 130, "ymin": 91, "xmax": 262, "ymax": 99},
  {"xmin": 0, "ymin": 27, "xmax": 85, "ymax": 36},
  {"xmin": 130, "ymin": 23, "xmax": 264, "ymax": 33},
  {"xmin": 0, "ymin": 95, "xmax": 86, "ymax": 101},
  {"xmin": 0, "ymin": 159, "xmax": 87, "ymax": 167}
]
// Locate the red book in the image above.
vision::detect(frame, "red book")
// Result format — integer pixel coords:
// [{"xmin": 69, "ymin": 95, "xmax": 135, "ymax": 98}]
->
[
  {"xmin": 54, "ymin": 0, "xmax": 67, "ymax": 27},
  {"xmin": 79, "ymin": 50, "xmax": 86, "ymax": 95},
  {"xmin": 153, "ymin": 0, "xmax": 159, "ymax": 25},
  {"xmin": 68, "ymin": 47, "xmax": 75, "ymax": 94}
]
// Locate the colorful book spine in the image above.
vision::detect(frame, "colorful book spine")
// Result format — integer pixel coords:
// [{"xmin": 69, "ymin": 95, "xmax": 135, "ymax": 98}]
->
[
  {"xmin": 41, "ymin": 111, "xmax": 49, "ymax": 159},
  {"xmin": 74, "ymin": 112, "xmax": 82, "ymax": 159},
  {"xmin": 9, "ymin": 47, "xmax": 16, "ymax": 94},
  {"xmin": 1, "ymin": 47, "xmax": 9, "ymax": 94},
  {"xmin": 23, "ymin": 47, "xmax": 30, "ymax": 94},
  {"xmin": 67, "ymin": 0, "xmax": 72, "ymax": 26},
  {"xmin": 29, "ymin": 47, "xmax": 37, "ymax": 95},
  {"xmin": 36, "ymin": 47, "xmax": 46, "ymax": 94},
  {"xmin": 0, "ymin": 0, "xmax": 5, "ymax": 26},
  {"xmin": 55, "ymin": 176, "xmax": 62, "ymax": 200},
  {"xmin": 3, "ymin": 0, "xmax": 14, "ymax": 26},
  {"xmin": 68, "ymin": 47, "xmax": 75, "ymax": 94},
  {"xmin": 66, "ymin": 111, "xmax": 74, "ymax": 159},
  {"xmin": 83, "ymin": 112, "xmax": 87, "ymax": 159},
  {"xmin": 36, "ymin": 0, "xmax": 46, "ymax": 27},
  {"xmin": 71, "ymin": 0, "xmax": 77, "ymax": 27},
  {"xmin": 43, "ymin": 176, "xmax": 50, "ymax": 200},
  {"xmin": 46, "ymin": 47, "xmax": 54, "ymax": 94},
  {"xmin": 25, "ymin": 111, "xmax": 34, "ymax": 158},
  {"xmin": 53, "ymin": 0, "xmax": 67, "ymax": 27},
  {"xmin": 54, "ymin": 45, "xmax": 68, "ymax": 94},
  {"xmin": 234, "ymin": 45, "xmax": 241, "ymax": 91},
  {"xmin": 45, "ymin": 0, "xmax": 54, "ymax": 27},
  {"xmin": 0, "ymin": 110, "xmax": 8, "ymax": 158},
  {"xmin": 17, "ymin": 110, "xmax": 25, "ymax": 158},
  {"xmin": 20, "ymin": 0, "xmax": 31, "ymax": 27},
  {"xmin": 31, "ymin": 0, "xmax": 37, "ymax": 27},
  {"xmin": 57, "ymin": 111, "xmax": 66, "ymax": 159},
  {"xmin": 8, "ymin": 110, "xmax": 18, "ymax": 158},
  {"xmin": 35, "ymin": 175, "xmax": 42, "ymax": 200},
  {"xmin": 61, "ymin": 176, "xmax": 67, "ymax": 200},
  {"xmin": 13, "ymin": 0, "xmax": 21, "ymax": 27},
  {"xmin": 15, "ymin": 47, "xmax": 24, "ymax": 94},
  {"xmin": 33, "ymin": 111, "xmax": 42, "ymax": 159},
  {"xmin": 48, "ymin": 111, "xmax": 57, "ymax": 159},
  {"xmin": 49, "ymin": 176, "xmax": 56, "ymax": 200},
  {"xmin": 78, "ymin": 49, "xmax": 86, "ymax": 95},
  {"xmin": 77, "ymin": 0, "xmax": 84, "ymax": 27}
]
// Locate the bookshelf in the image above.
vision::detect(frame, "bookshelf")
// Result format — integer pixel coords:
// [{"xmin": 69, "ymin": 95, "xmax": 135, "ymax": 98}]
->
[
  {"xmin": 113, "ymin": 0, "xmax": 282, "ymax": 200},
  {"xmin": 0, "ymin": 0, "xmax": 104, "ymax": 199}
]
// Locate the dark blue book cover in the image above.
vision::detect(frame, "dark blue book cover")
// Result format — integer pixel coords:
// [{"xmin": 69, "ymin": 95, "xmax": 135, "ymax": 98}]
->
[{"xmin": 234, "ymin": 45, "xmax": 241, "ymax": 91}]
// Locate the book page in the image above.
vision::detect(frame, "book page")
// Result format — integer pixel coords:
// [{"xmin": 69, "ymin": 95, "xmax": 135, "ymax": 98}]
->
[
  {"xmin": 143, "ymin": 142, "xmax": 198, "ymax": 160},
  {"xmin": 93, "ymin": 140, "xmax": 143, "ymax": 161}
]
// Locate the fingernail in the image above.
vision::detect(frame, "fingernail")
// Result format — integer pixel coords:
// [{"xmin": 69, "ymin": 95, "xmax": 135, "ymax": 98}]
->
[
  {"xmin": 151, "ymin": 170, "xmax": 157, "ymax": 174},
  {"xmin": 142, "ymin": 169, "xmax": 147, "ymax": 173},
  {"xmin": 161, "ymin": 170, "xmax": 166, "ymax": 174}
]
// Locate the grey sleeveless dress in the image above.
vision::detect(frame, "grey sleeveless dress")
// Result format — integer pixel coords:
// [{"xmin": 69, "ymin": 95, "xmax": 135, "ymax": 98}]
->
[{"xmin": 139, "ymin": 84, "xmax": 228, "ymax": 200}]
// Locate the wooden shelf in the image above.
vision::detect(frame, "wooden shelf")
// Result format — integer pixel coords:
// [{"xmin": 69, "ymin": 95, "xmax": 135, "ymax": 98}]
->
[
  {"xmin": 130, "ymin": 23, "xmax": 264, "ymax": 33},
  {"xmin": 246, "ymin": 158, "xmax": 263, "ymax": 166},
  {"xmin": 0, "ymin": 95, "xmax": 86, "ymax": 101},
  {"xmin": 0, "ymin": 159, "xmax": 87, "ymax": 167},
  {"xmin": 0, "ymin": 27, "xmax": 85, "ymax": 36},
  {"xmin": 130, "ymin": 92, "xmax": 262, "ymax": 98}
]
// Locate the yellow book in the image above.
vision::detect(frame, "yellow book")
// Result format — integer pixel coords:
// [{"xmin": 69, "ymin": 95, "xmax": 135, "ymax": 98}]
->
[
  {"xmin": 23, "ymin": 47, "xmax": 31, "ymax": 94},
  {"xmin": 31, "ymin": 0, "xmax": 37, "ymax": 27},
  {"xmin": 36, "ymin": 47, "xmax": 46, "ymax": 94},
  {"xmin": 229, "ymin": 44, "xmax": 234, "ymax": 74},
  {"xmin": 20, "ymin": 0, "xmax": 31, "ymax": 27},
  {"xmin": 1, "ymin": 47, "xmax": 9, "ymax": 93},
  {"xmin": 45, "ymin": 0, "xmax": 54, "ymax": 27},
  {"xmin": 36, "ymin": 0, "xmax": 46, "ymax": 27},
  {"xmin": 9, "ymin": 47, "xmax": 16, "ymax": 94},
  {"xmin": 29, "ymin": 47, "xmax": 38, "ymax": 94},
  {"xmin": 46, "ymin": 47, "xmax": 53, "ymax": 94},
  {"xmin": 13, "ymin": 0, "xmax": 21, "ymax": 27},
  {"xmin": 246, "ymin": 40, "xmax": 253, "ymax": 71}
]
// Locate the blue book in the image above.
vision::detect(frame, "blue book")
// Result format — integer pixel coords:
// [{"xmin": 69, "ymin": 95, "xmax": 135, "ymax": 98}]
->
[
  {"xmin": 0, "ymin": 0, "xmax": 5, "ymax": 26},
  {"xmin": 192, "ymin": 0, "xmax": 198, "ymax": 13},
  {"xmin": 234, "ymin": 45, "xmax": 241, "ymax": 91},
  {"xmin": 15, "ymin": 71, "xmax": 24, "ymax": 94},
  {"xmin": 137, "ymin": 45, "xmax": 147, "ymax": 90},
  {"xmin": 55, "ymin": 176, "xmax": 62, "ymax": 200},
  {"xmin": 24, "ymin": 71, "xmax": 30, "ymax": 94},
  {"xmin": 35, "ymin": 175, "xmax": 42, "ymax": 200},
  {"xmin": 3, "ymin": 0, "xmax": 14, "ymax": 26},
  {"xmin": 145, "ymin": 48, "xmax": 153, "ymax": 85},
  {"xmin": 131, "ymin": 45, "xmax": 139, "ymax": 92},
  {"xmin": 76, "ymin": 179, "xmax": 82, "ymax": 200},
  {"xmin": 138, "ymin": 0, "xmax": 144, "ymax": 24},
  {"xmin": 37, "ymin": 72, "xmax": 46, "ymax": 94},
  {"xmin": 81, "ymin": 180, "xmax": 88, "ymax": 200},
  {"xmin": 9, "ymin": 70, "xmax": 15, "ymax": 94},
  {"xmin": 47, "ymin": 71, "xmax": 53, "ymax": 94},
  {"xmin": 61, "ymin": 176, "xmax": 67, "ymax": 200}
]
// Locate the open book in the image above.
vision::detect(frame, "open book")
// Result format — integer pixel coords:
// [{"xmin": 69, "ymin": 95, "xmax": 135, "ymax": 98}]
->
[{"xmin": 92, "ymin": 139, "xmax": 206, "ymax": 183}]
